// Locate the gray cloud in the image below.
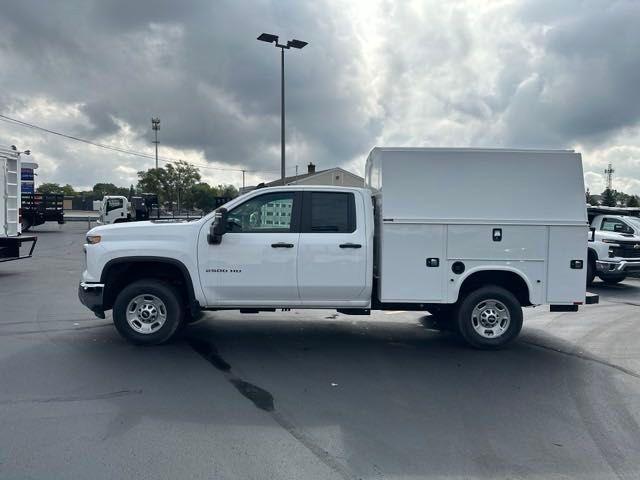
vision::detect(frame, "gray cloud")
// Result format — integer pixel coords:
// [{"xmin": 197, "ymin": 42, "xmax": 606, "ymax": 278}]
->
[{"xmin": 0, "ymin": 0, "xmax": 639, "ymax": 193}]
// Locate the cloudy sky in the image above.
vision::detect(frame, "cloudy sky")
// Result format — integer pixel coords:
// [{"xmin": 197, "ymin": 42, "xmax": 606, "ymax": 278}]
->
[{"xmin": 1, "ymin": 0, "xmax": 639, "ymax": 194}]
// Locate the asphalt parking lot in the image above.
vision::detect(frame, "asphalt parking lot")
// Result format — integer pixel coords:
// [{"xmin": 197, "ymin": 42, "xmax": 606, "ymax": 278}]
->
[{"xmin": 1, "ymin": 223, "xmax": 639, "ymax": 479}]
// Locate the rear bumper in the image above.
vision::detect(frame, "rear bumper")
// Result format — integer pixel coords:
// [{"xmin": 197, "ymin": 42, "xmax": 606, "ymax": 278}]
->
[
  {"xmin": 0, "ymin": 235, "xmax": 37, "ymax": 262},
  {"xmin": 596, "ymin": 260, "xmax": 640, "ymax": 274},
  {"xmin": 78, "ymin": 282, "xmax": 105, "ymax": 318},
  {"xmin": 550, "ymin": 292, "xmax": 599, "ymax": 312}
]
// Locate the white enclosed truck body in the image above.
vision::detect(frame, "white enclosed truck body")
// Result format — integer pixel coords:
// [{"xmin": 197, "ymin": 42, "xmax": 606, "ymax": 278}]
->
[
  {"xmin": 1, "ymin": 146, "xmax": 37, "ymax": 262},
  {"xmin": 366, "ymin": 148, "xmax": 589, "ymax": 307},
  {"xmin": 79, "ymin": 148, "xmax": 597, "ymax": 349}
]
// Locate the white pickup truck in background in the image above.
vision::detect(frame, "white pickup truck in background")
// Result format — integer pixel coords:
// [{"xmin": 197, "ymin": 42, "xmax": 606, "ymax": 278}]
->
[
  {"xmin": 79, "ymin": 148, "xmax": 598, "ymax": 349},
  {"xmin": 587, "ymin": 211, "xmax": 640, "ymax": 285}
]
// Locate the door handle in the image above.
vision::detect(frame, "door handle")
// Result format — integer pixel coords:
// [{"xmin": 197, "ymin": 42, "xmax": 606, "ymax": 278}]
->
[
  {"xmin": 271, "ymin": 242, "xmax": 294, "ymax": 248},
  {"xmin": 339, "ymin": 243, "xmax": 362, "ymax": 249}
]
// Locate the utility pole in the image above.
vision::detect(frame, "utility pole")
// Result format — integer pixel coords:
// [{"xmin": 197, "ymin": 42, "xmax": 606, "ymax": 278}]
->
[
  {"xmin": 604, "ymin": 163, "xmax": 615, "ymax": 190},
  {"xmin": 242, "ymin": 169, "xmax": 246, "ymax": 189},
  {"xmin": 257, "ymin": 33, "xmax": 307, "ymax": 182},
  {"xmin": 151, "ymin": 117, "xmax": 160, "ymax": 169}
]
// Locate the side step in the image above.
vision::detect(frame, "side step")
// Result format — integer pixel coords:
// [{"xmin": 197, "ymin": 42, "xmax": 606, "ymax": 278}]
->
[
  {"xmin": 585, "ymin": 292, "xmax": 600, "ymax": 305},
  {"xmin": 336, "ymin": 308, "xmax": 370, "ymax": 316}
]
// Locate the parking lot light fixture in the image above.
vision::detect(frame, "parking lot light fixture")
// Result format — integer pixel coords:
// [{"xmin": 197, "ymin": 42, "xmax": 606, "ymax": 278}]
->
[{"xmin": 257, "ymin": 32, "xmax": 307, "ymax": 182}]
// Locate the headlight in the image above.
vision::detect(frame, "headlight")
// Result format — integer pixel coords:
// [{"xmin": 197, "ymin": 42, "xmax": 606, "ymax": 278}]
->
[
  {"xmin": 86, "ymin": 235, "xmax": 102, "ymax": 244},
  {"xmin": 601, "ymin": 239, "xmax": 620, "ymax": 245}
]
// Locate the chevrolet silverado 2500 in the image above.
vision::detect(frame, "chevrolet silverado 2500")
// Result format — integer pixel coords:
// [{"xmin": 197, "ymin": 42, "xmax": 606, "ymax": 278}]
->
[{"xmin": 79, "ymin": 148, "xmax": 598, "ymax": 349}]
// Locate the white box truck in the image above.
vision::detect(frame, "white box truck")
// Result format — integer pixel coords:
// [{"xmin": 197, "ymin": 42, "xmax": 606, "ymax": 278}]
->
[
  {"xmin": 79, "ymin": 148, "xmax": 597, "ymax": 349},
  {"xmin": 1, "ymin": 146, "xmax": 37, "ymax": 262}
]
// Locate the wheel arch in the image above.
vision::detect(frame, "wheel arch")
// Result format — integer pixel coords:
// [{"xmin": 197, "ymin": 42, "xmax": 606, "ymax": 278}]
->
[
  {"xmin": 101, "ymin": 256, "xmax": 197, "ymax": 312},
  {"xmin": 454, "ymin": 267, "xmax": 533, "ymax": 307}
]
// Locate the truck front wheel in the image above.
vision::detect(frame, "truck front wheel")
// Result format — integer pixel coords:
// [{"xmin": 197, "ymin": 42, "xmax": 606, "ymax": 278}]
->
[
  {"xmin": 456, "ymin": 286, "xmax": 523, "ymax": 349},
  {"xmin": 113, "ymin": 279, "xmax": 183, "ymax": 345},
  {"xmin": 600, "ymin": 274, "xmax": 626, "ymax": 285},
  {"xmin": 586, "ymin": 259, "xmax": 596, "ymax": 286}
]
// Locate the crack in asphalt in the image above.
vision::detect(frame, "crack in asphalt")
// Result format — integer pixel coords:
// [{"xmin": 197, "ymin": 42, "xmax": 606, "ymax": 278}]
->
[
  {"xmin": 0, "ymin": 389, "xmax": 142, "ymax": 405},
  {"xmin": 522, "ymin": 340, "xmax": 640, "ymax": 380},
  {"xmin": 187, "ymin": 336, "xmax": 354, "ymax": 480}
]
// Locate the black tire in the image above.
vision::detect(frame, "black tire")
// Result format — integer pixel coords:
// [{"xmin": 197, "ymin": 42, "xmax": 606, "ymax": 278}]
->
[
  {"xmin": 456, "ymin": 285, "xmax": 523, "ymax": 350},
  {"xmin": 21, "ymin": 219, "xmax": 32, "ymax": 232},
  {"xmin": 586, "ymin": 259, "xmax": 596, "ymax": 286},
  {"xmin": 601, "ymin": 275, "xmax": 626, "ymax": 285},
  {"xmin": 112, "ymin": 279, "xmax": 184, "ymax": 345}
]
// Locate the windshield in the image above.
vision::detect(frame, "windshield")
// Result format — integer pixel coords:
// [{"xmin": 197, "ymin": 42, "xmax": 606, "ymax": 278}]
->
[{"xmin": 624, "ymin": 216, "xmax": 640, "ymax": 234}]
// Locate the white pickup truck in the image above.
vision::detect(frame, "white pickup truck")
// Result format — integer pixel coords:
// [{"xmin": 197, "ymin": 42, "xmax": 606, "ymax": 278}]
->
[
  {"xmin": 587, "ymin": 213, "xmax": 640, "ymax": 285},
  {"xmin": 79, "ymin": 148, "xmax": 598, "ymax": 349}
]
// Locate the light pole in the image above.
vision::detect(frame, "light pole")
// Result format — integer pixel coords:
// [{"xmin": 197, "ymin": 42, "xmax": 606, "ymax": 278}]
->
[
  {"xmin": 151, "ymin": 117, "xmax": 160, "ymax": 169},
  {"xmin": 257, "ymin": 33, "xmax": 307, "ymax": 182}
]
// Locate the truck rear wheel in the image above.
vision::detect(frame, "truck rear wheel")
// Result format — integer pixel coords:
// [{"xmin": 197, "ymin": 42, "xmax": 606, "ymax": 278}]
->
[
  {"xmin": 456, "ymin": 286, "xmax": 523, "ymax": 349},
  {"xmin": 112, "ymin": 279, "xmax": 183, "ymax": 345}
]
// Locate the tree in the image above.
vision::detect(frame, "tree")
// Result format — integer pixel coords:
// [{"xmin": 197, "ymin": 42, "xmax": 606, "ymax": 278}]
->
[
  {"xmin": 167, "ymin": 161, "xmax": 201, "ymax": 211},
  {"xmin": 137, "ymin": 168, "xmax": 169, "ymax": 200},
  {"xmin": 137, "ymin": 161, "xmax": 201, "ymax": 211},
  {"xmin": 585, "ymin": 188, "xmax": 593, "ymax": 205},
  {"xmin": 36, "ymin": 183, "xmax": 63, "ymax": 194},
  {"xmin": 628, "ymin": 195, "xmax": 639, "ymax": 208},
  {"xmin": 186, "ymin": 183, "xmax": 217, "ymax": 212},
  {"xmin": 59, "ymin": 184, "xmax": 75, "ymax": 196},
  {"xmin": 92, "ymin": 183, "xmax": 128, "ymax": 197},
  {"xmin": 216, "ymin": 184, "xmax": 239, "ymax": 199},
  {"xmin": 601, "ymin": 188, "xmax": 617, "ymax": 207}
]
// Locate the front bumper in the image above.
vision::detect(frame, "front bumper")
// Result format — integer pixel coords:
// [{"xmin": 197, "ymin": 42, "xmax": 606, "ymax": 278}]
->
[
  {"xmin": 596, "ymin": 260, "xmax": 640, "ymax": 274},
  {"xmin": 78, "ymin": 282, "xmax": 105, "ymax": 318}
]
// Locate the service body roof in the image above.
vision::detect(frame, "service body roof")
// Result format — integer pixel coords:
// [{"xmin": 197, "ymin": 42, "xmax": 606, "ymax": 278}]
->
[{"xmin": 365, "ymin": 147, "xmax": 587, "ymax": 225}]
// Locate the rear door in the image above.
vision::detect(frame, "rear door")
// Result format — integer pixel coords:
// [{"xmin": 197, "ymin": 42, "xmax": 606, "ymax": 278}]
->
[{"xmin": 297, "ymin": 191, "xmax": 368, "ymax": 305}]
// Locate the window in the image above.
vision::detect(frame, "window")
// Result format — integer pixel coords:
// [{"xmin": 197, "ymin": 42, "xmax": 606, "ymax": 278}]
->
[
  {"xmin": 226, "ymin": 192, "xmax": 295, "ymax": 233},
  {"xmin": 106, "ymin": 198, "xmax": 123, "ymax": 212},
  {"xmin": 601, "ymin": 218, "xmax": 634, "ymax": 234},
  {"xmin": 307, "ymin": 192, "xmax": 355, "ymax": 233}
]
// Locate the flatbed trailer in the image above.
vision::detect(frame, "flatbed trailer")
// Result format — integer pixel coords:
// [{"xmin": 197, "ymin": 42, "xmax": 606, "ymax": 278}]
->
[{"xmin": 21, "ymin": 193, "xmax": 65, "ymax": 230}]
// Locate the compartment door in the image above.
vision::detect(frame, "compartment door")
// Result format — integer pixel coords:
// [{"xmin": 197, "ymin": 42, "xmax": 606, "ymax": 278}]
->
[
  {"xmin": 546, "ymin": 226, "xmax": 587, "ymax": 303},
  {"xmin": 380, "ymin": 223, "xmax": 445, "ymax": 302}
]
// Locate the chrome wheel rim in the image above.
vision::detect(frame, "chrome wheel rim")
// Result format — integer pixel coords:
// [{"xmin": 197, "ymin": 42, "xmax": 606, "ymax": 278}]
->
[
  {"xmin": 126, "ymin": 294, "xmax": 167, "ymax": 334},
  {"xmin": 471, "ymin": 299, "xmax": 510, "ymax": 339}
]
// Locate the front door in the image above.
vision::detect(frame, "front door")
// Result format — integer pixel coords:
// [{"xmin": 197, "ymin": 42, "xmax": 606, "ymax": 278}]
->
[
  {"xmin": 199, "ymin": 191, "xmax": 301, "ymax": 306},
  {"xmin": 103, "ymin": 197, "xmax": 125, "ymax": 224},
  {"xmin": 297, "ymin": 191, "xmax": 368, "ymax": 305}
]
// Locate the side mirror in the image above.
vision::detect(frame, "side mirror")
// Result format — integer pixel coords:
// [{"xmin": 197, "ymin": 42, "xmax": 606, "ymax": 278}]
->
[
  {"xmin": 207, "ymin": 208, "xmax": 228, "ymax": 245},
  {"xmin": 588, "ymin": 227, "xmax": 595, "ymax": 242}
]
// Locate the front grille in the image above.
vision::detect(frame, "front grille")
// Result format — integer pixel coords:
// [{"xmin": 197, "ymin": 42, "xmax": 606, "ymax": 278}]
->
[{"xmin": 610, "ymin": 241, "xmax": 640, "ymax": 258}]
